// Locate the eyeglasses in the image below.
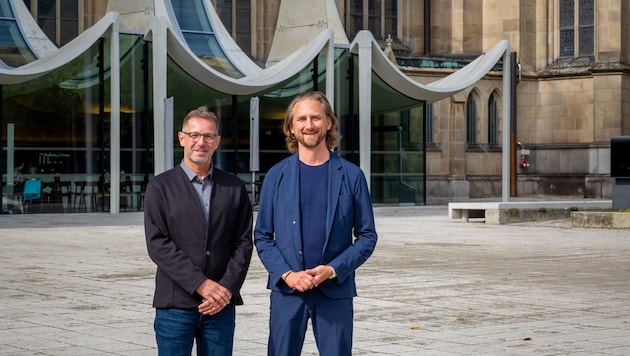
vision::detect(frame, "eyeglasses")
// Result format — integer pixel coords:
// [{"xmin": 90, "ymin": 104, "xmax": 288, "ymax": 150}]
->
[{"xmin": 181, "ymin": 131, "xmax": 219, "ymax": 142}]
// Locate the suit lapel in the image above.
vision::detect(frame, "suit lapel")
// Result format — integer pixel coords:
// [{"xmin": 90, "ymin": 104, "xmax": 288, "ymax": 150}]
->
[
  {"xmin": 325, "ymin": 153, "xmax": 343, "ymax": 244},
  {"xmin": 287, "ymin": 155, "xmax": 303, "ymax": 258}
]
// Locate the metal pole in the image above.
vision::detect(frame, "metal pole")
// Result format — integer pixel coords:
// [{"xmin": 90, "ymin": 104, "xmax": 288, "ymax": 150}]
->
[
  {"xmin": 7, "ymin": 123, "xmax": 14, "ymax": 187},
  {"xmin": 510, "ymin": 52, "xmax": 518, "ymax": 197},
  {"xmin": 501, "ymin": 46, "xmax": 511, "ymax": 202},
  {"xmin": 110, "ymin": 16, "xmax": 121, "ymax": 213},
  {"xmin": 152, "ymin": 17, "xmax": 168, "ymax": 175},
  {"xmin": 249, "ymin": 97, "xmax": 259, "ymax": 204},
  {"xmin": 357, "ymin": 31, "xmax": 372, "ymax": 191}
]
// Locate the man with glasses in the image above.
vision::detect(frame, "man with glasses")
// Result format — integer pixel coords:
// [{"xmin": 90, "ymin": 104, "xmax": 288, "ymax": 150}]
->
[{"xmin": 144, "ymin": 105, "xmax": 253, "ymax": 355}]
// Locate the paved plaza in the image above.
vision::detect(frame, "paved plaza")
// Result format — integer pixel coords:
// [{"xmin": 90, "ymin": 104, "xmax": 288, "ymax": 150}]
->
[{"xmin": 1, "ymin": 205, "xmax": 629, "ymax": 355}]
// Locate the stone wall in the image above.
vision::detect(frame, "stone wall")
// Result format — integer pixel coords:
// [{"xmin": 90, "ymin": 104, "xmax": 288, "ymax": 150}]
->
[{"xmin": 409, "ymin": 0, "xmax": 624, "ymax": 202}]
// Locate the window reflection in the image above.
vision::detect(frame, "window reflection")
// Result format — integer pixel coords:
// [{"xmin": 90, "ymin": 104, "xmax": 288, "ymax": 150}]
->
[
  {"xmin": 169, "ymin": 0, "xmax": 243, "ymax": 78},
  {"xmin": 0, "ymin": 0, "xmax": 13, "ymax": 17},
  {"xmin": 0, "ymin": 2, "xmax": 36, "ymax": 67},
  {"xmin": 171, "ymin": 0, "xmax": 210, "ymax": 32}
]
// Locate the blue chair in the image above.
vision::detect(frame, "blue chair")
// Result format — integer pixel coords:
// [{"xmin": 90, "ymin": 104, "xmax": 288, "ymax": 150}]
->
[{"xmin": 23, "ymin": 178, "xmax": 41, "ymax": 213}]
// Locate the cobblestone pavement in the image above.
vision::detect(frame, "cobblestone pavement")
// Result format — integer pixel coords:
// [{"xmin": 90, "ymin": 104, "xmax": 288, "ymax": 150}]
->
[{"xmin": 1, "ymin": 205, "xmax": 629, "ymax": 355}]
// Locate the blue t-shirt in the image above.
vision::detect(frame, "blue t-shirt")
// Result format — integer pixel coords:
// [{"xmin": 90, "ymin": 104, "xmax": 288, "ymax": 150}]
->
[{"xmin": 299, "ymin": 160, "xmax": 329, "ymax": 269}]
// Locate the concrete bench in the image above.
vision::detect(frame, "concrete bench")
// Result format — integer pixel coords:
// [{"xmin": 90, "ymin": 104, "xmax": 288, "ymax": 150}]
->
[
  {"xmin": 448, "ymin": 200, "xmax": 612, "ymax": 224},
  {"xmin": 449, "ymin": 202, "xmax": 496, "ymax": 222}
]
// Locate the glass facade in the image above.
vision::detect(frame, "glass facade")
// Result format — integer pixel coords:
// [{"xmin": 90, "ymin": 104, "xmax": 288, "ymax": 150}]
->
[
  {"xmin": 2, "ymin": 34, "xmax": 152, "ymax": 213},
  {"xmin": 164, "ymin": 44, "xmax": 427, "ymax": 205},
  {"xmin": 2, "ymin": 2, "xmax": 428, "ymax": 214},
  {"xmin": 164, "ymin": 46, "xmax": 331, "ymax": 179},
  {"xmin": 335, "ymin": 50, "xmax": 426, "ymax": 204},
  {"xmin": 368, "ymin": 74, "xmax": 425, "ymax": 204}
]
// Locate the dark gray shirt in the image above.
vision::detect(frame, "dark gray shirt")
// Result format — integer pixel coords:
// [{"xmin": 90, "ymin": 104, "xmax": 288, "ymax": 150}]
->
[{"xmin": 179, "ymin": 161, "xmax": 213, "ymax": 221}]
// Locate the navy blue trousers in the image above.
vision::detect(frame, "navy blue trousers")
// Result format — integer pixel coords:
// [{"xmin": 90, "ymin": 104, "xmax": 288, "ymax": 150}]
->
[{"xmin": 268, "ymin": 289, "xmax": 353, "ymax": 356}]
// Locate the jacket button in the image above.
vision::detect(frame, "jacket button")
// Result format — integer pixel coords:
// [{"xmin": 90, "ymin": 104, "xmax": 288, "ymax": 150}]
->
[{"xmin": 206, "ymin": 250, "xmax": 211, "ymax": 256}]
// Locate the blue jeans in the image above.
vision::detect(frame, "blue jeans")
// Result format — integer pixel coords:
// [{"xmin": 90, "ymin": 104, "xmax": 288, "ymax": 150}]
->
[{"xmin": 154, "ymin": 307, "xmax": 235, "ymax": 356}]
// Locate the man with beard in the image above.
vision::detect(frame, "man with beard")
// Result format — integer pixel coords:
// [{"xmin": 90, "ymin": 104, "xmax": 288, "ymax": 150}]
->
[
  {"xmin": 144, "ymin": 106, "xmax": 253, "ymax": 355},
  {"xmin": 254, "ymin": 91, "xmax": 378, "ymax": 356}
]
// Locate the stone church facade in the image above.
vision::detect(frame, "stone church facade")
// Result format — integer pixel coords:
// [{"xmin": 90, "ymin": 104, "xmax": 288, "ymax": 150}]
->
[{"xmin": 384, "ymin": 0, "xmax": 625, "ymax": 201}]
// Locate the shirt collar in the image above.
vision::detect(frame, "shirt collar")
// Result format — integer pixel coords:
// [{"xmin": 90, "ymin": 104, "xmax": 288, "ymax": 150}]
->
[{"xmin": 180, "ymin": 161, "xmax": 213, "ymax": 182}]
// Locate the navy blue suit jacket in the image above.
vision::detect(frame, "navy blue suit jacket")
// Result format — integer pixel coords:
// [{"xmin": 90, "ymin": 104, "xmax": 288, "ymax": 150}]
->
[{"xmin": 254, "ymin": 152, "xmax": 377, "ymax": 299}]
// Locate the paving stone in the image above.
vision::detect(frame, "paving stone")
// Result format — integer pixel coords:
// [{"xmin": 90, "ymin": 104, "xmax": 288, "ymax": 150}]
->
[{"xmin": 1, "ymin": 204, "xmax": 629, "ymax": 355}]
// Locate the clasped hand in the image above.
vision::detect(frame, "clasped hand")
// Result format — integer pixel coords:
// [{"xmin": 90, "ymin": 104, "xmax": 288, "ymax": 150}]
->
[
  {"xmin": 284, "ymin": 265, "xmax": 334, "ymax": 292},
  {"xmin": 196, "ymin": 279, "xmax": 232, "ymax": 315}
]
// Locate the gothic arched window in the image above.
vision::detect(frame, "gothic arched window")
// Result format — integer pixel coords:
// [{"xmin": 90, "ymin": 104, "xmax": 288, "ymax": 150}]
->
[
  {"xmin": 559, "ymin": 0, "xmax": 594, "ymax": 57},
  {"xmin": 466, "ymin": 93, "xmax": 477, "ymax": 144},
  {"xmin": 488, "ymin": 93, "xmax": 498, "ymax": 145}
]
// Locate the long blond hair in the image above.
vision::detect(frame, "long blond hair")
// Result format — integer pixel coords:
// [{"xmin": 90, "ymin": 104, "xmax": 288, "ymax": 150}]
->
[{"xmin": 282, "ymin": 91, "xmax": 341, "ymax": 153}]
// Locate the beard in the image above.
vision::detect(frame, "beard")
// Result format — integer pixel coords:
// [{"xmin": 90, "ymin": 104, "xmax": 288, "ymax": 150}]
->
[
  {"xmin": 186, "ymin": 148, "xmax": 212, "ymax": 164},
  {"xmin": 296, "ymin": 129, "xmax": 327, "ymax": 149}
]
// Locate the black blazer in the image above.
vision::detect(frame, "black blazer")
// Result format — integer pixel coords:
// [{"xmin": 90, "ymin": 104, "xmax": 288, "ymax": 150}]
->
[{"xmin": 144, "ymin": 166, "xmax": 253, "ymax": 309}]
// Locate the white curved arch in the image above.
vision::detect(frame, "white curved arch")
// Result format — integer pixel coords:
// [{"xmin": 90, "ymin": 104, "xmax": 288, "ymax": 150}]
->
[
  {"xmin": 12, "ymin": 0, "xmax": 58, "ymax": 57},
  {"xmin": 349, "ymin": 30, "xmax": 511, "ymax": 196},
  {"xmin": 145, "ymin": 17, "xmax": 334, "ymax": 95},
  {"xmin": 350, "ymin": 31, "xmax": 510, "ymax": 103},
  {"xmin": 202, "ymin": 0, "xmax": 262, "ymax": 76},
  {"xmin": 0, "ymin": 12, "xmax": 118, "ymax": 85}
]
